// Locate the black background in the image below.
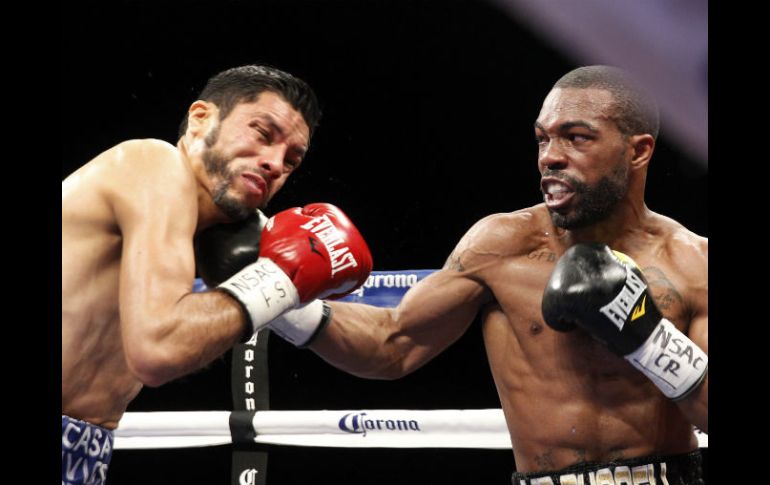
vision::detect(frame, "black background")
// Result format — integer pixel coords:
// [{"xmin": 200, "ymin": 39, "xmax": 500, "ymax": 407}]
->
[{"xmin": 61, "ymin": 1, "xmax": 708, "ymax": 484}]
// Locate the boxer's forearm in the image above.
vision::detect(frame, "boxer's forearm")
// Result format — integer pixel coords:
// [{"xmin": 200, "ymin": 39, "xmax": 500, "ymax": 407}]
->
[{"xmin": 309, "ymin": 302, "xmax": 409, "ymax": 380}]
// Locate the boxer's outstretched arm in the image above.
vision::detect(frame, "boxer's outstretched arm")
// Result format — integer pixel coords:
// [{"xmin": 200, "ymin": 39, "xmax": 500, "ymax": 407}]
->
[
  {"xmin": 310, "ymin": 217, "xmax": 498, "ymax": 379},
  {"xmin": 112, "ymin": 140, "xmax": 247, "ymax": 387},
  {"xmin": 313, "ymin": 268, "xmax": 488, "ymax": 379}
]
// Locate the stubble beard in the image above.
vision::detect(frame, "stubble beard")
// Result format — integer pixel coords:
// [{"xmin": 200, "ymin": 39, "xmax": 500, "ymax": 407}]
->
[
  {"xmin": 546, "ymin": 162, "xmax": 629, "ymax": 230},
  {"xmin": 201, "ymin": 125, "xmax": 257, "ymax": 222}
]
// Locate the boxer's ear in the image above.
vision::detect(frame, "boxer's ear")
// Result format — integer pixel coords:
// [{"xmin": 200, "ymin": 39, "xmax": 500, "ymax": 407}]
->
[{"xmin": 186, "ymin": 100, "xmax": 218, "ymax": 138}]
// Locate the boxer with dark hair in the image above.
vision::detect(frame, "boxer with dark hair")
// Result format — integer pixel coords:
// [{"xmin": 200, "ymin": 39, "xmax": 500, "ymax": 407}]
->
[
  {"xmin": 283, "ymin": 66, "xmax": 708, "ymax": 484},
  {"xmin": 62, "ymin": 64, "xmax": 372, "ymax": 484}
]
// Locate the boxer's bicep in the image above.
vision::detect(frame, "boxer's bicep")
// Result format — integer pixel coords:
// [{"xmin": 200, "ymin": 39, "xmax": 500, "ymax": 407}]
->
[
  {"xmin": 111, "ymin": 141, "xmax": 199, "ymax": 341},
  {"xmin": 393, "ymin": 269, "xmax": 488, "ymax": 372}
]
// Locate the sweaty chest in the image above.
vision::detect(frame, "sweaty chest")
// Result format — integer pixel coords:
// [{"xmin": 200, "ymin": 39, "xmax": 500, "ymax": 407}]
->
[{"xmin": 485, "ymin": 249, "xmax": 556, "ymax": 335}]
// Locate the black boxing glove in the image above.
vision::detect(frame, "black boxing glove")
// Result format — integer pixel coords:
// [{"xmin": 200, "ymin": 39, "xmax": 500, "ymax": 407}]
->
[
  {"xmin": 194, "ymin": 210, "xmax": 267, "ymax": 287},
  {"xmin": 542, "ymin": 243, "xmax": 707, "ymax": 401},
  {"xmin": 194, "ymin": 210, "xmax": 332, "ymax": 346}
]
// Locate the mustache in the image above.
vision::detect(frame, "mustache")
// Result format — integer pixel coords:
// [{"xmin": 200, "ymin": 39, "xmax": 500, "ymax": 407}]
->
[
  {"xmin": 208, "ymin": 153, "xmax": 268, "ymax": 182},
  {"xmin": 232, "ymin": 166, "xmax": 270, "ymax": 185}
]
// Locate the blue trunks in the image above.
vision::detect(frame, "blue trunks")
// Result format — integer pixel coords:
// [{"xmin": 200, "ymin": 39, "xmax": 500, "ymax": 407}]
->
[{"xmin": 62, "ymin": 415, "xmax": 114, "ymax": 485}]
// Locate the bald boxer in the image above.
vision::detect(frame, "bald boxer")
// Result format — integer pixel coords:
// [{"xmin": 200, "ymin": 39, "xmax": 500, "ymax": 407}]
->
[
  {"xmin": 283, "ymin": 66, "xmax": 708, "ymax": 484},
  {"xmin": 61, "ymin": 65, "xmax": 372, "ymax": 484}
]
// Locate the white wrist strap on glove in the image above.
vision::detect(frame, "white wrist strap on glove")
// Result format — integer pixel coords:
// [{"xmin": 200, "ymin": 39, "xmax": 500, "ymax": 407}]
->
[
  {"xmin": 269, "ymin": 299, "xmax": 332, "ymax": 347},
  {"xmin": 625, "ymin": 318, "xmax": 708, "ymax": 401},
  {"xmin": 218, "ymin": 257, "xmax": 299, "ymax": 336}
]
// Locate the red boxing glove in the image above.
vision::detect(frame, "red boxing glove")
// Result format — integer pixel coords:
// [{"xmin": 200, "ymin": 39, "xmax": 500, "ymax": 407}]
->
[
  {"xmin": 261, "ymin": 203, "xmax": 373, "ymax": 301},
  {"xmin": 218, "ymin": 203, "xmax": 372, "ymax": 338}
]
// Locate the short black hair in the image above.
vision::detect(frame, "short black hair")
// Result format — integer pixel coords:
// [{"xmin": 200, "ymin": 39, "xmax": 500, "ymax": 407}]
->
[
  {"xmin": 553, "ymin": 65, "xmax": 659, "ymax": 140},
  {"xmin": 178, "ymin": 65, "xmax": 321, "ymax": 139}
]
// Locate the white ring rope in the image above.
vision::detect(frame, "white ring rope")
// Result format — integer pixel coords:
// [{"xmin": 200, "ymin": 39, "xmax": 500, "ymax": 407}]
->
[{"xmin": 114, "ymin": 409, "xmax": 708, "ymax": 450}]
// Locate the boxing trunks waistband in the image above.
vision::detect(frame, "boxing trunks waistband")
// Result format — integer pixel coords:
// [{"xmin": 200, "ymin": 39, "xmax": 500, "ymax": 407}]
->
[
  {"xmin": 62, "ymin": 415, "xmax": 114, "ymax": 485},
  {"xmin": 511, "ymin": 450, "xmax": 703, "ymax": 485}
]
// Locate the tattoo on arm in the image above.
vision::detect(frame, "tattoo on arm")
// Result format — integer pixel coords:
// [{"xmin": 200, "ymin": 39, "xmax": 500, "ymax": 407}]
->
[
  {"xmin": 443, "ymin": 250, "xmax": 465, "ymax": 271},
  {"xmin": 642, "ymin": 266, "xmax": 684, "ymax": 310},
  {"xmin": 527, "ymin": 250, "xmax": 557, "ymax": 262}
]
